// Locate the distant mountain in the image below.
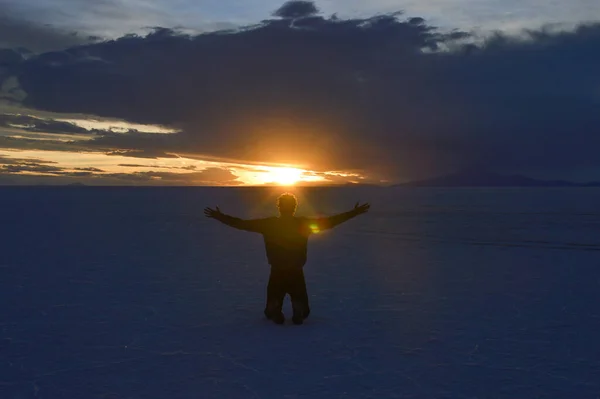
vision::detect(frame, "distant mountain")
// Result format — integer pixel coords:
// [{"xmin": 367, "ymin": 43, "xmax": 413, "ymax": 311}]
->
[
  {"xmin": 340, "ymin": 182, "xmax": 382, "ymax": 187},
  {"xmin": 0, "ymin": 176, "xmax": 18, "ymax": 185},
  {"xmin": 398, "ymin": 169, "xmax": 599, "ymax": 187}
]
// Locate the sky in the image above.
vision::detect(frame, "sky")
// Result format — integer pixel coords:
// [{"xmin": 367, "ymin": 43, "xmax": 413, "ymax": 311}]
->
[
  {"xmin": 1, "ymin": 0, "xmax": 600, "ymax": 185},
  {"xmin": 2, "ymin": 0, "xmax": 600, "ymax": 46}
]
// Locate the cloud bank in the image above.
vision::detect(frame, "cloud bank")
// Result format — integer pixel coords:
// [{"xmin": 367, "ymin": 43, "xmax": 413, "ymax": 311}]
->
[{"xmin": 2, "ymin": 1, "xmax": 600, "ymax": 182}]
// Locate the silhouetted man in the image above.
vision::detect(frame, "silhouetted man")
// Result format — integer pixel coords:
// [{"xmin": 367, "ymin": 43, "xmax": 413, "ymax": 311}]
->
[{"xmin": 204, "ymin": 193, "xmax": 370, "ymax": 325}]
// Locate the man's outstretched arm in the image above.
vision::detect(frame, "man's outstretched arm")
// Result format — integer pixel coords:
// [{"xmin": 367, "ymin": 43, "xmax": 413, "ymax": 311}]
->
[
  {"xmin": 308, "ymin": 202, "xmax": 370, "ymax": 232},
  {"xmin": 204, "ymin": 206, "xmax": 268, "ymax": 233}
]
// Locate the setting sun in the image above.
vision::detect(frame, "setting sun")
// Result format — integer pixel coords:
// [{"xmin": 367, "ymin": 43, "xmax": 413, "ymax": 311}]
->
[{"xmin": 267, "ymin": 167, "xmax": 304, "ymax": 186}]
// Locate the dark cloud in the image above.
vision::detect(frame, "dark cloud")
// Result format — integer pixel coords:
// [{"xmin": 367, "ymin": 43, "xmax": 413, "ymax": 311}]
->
[
  {"xmin": 0, "ymin": 155, "xmax": 238, "ymax": 185},
  {"xmin": 0, "ymin": 172, "xmax": 114, "ymax": 185},
  {"xmin": 118, "ymin": 163, "xmax": 148, "ymax": 168},
  {"xmin": 0, "ymin": 136, "xmax": 94, "ymax": 153},
  {"xmin": 117, "ymin": 163, "xmax": 197, "ymax": 170},
  {"xmin": 0, "ymin": 114, "xmax": 91, "ymax": 134},
  {"xmin": 65, "ymin": 171, "xmax": 95, "ymax": 177},
  {"xmin": 0, "ymin": 156, "xmax": 58, "ymax": 165},
  {"xmin": 0, "ymin": 156, "xmax": 99, "ymax": 179},
  {"xmin": 6, "ymin": 1, "xmax": 600, "ymax": 181},
  {"xmin": 273, "ymin": 1, "xmax": 319, "ymax": 19},
  {"xmin": 0, "ymin": 49, "xmax": 28, "ymax": 67},
  {"xmin": 103, "ymin": 167, "xmax": 241, "ymax": 185},
  {"xmin": 105, "ymin": 149, "xmax": 179, "ymax": 159},
  {"xmin": 100, "ymin": 172, "xmax": 154, "ymax": 183},
  {"xmin": 184, "ymin": 167, "xmax": 239, "ymax": 184},
  {"xmin": 74, "ymin": 167, "xmax": 104, "ymax": 172},
  {"xmin": 0, "ymin": 15, "xmax": 96, "ymax": 53},
  {"xmin": 1, "ymin": 162, "xmax": 64, "ymax": 174},
  {"xmin": 311, "ymin": 171, "xmax": 366, "ymax": 185}
]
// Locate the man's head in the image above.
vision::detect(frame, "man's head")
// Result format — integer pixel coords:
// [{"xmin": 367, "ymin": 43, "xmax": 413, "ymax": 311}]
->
[{"xmin": 277, "ymin": 192, "xmax": 298, "ymax": 216}]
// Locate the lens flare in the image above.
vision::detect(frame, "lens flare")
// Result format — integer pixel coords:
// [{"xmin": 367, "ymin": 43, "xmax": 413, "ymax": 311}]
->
[{"xmin": 309, "ymin": 223, "xmax": 320, "ymax": 234}]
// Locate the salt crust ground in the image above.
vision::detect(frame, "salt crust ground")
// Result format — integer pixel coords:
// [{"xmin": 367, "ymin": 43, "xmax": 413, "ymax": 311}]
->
[{"xmin": 1, "ymin": 187, "xmax": 599, "ymax": 398}]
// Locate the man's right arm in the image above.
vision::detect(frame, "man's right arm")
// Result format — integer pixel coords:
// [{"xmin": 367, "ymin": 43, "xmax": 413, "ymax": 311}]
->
[{"xmin": 204, "ymin": 206, "xmax": 268, "ymax": 233}]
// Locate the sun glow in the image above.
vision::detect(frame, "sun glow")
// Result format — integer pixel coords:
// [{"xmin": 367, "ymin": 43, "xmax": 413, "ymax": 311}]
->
[{"xmin": 266, "ymin": 167, "xmax": 304, "ymax": 186}]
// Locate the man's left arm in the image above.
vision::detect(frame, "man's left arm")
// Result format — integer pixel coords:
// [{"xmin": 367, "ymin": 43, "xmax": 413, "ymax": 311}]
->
[{"xmin": 307, "ymin": 202, "xmax": 370, "ymax": 232}]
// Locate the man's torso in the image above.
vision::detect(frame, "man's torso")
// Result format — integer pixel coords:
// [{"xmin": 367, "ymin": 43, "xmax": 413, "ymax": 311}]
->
[{"xmin": 260, "ymin": 217, "xmax": 311, "ymax": 268}]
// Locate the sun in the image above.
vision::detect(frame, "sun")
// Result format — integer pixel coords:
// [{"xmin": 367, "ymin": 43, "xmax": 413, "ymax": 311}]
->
[{"xmin": 267, "ymin": 167, "xmax": 304, "ymax": 186}]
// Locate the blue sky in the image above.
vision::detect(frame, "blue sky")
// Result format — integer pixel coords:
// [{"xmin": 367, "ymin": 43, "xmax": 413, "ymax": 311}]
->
[{"xmin": 4, "ymin": 0, "xmax": 600, "ymax": 40}]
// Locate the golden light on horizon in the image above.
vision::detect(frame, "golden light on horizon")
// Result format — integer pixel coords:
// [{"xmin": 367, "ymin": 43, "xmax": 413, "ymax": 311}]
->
[
  {"xmin": 265, "ymin": 166, "xmax": 303, "ymax": 186},
  {"xmin": 0, "ymin": 110, "xmax": 373, "ymax": 185},
  {"xmin": 232, "ymin": 164, "xmax": 327, "ymax": 186},
  {"xmin": 0, "ymin": 147, "xmax": 364, "ymax": 186}
]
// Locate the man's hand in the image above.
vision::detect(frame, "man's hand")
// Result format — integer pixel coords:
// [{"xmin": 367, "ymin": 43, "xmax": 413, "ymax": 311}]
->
[
  {"xmin": 352, "ymin": 202, "xmax": 370, "ymax": 216},
  {"xmin": 204, "ymin": 206, "xmax": 223, "ymax": 219}
]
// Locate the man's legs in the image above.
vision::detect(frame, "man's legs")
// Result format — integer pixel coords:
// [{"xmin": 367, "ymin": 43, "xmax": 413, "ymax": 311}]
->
[
  {"xmin": 288, "ymin": 269, "xmax": 310, "ymax": 325},
  {"xmin": 264, "ymin": 268, "xmax": 286, "ymax": 324}
]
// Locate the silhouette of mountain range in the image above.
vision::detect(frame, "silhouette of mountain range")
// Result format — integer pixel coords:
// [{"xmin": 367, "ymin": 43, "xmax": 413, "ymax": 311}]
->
[{"xmin": 398, "ymin": 169, "xmax": 600, "ymax": 187}]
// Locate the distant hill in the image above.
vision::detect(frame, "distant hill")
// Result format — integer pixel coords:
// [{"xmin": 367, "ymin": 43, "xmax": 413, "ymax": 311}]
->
[
  {"xmin": 0, "ymin": 176, "xmax": 18, "ymax": 185},
  {"xmin": 398, "ymin": 169, "xmax": 600, "ymax": 187},
  {"xmin": 340, "ymin": 182, "xmax": 383, "ymax": 187}
]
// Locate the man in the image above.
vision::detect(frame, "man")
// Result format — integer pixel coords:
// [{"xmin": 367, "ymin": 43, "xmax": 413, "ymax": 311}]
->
[{"xmin": 204, "ymin": 193, "xmax": 370, "ymax": 325}]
